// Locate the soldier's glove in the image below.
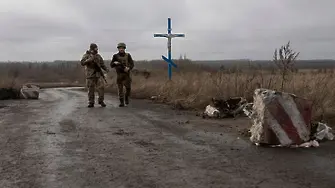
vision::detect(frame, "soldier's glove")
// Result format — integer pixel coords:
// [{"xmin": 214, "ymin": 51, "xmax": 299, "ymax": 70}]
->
[
  {"xmin": 114, "ymin": 61, "xmax": 120, "ymax": 65},
  {"xmin": 124, "ymin": 67, "xmax": 130, "ymax": 72}
]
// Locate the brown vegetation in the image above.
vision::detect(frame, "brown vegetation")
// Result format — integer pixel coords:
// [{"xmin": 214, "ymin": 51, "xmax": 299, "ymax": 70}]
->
[
  {"xmin": 128, "ymin": 69, "xmax": 335, "ymax": 123},
  {"xmin": 273, "ymin": 41, "xmax": 300, "ymax": 90},
  {"xmin": 1, "ymin": 50, "xmax": 335, "ymax": 125}
]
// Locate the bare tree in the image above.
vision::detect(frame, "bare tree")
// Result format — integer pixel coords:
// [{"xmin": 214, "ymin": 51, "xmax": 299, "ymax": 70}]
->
[{"xmin": 273, "ymin": 41, "xmax": 300, "ymax": 90}]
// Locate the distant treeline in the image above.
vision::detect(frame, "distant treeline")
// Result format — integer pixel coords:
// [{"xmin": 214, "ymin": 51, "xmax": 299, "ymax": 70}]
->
[
  {"xmin": 195, "ymin": 59, "xmax": 335, "ymax": 69},
  {"xmin": 131, "ymin": 59, "xmax": 335, "ymax": 70},
  {"xmin": 1, "ymin": 59, "xmax": 335, "ymax": 73}
]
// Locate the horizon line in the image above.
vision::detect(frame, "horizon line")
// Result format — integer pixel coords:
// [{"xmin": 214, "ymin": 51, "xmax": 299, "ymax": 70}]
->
[{"xmin": 1, "ymin": 58, "xmax": 335, "ymax": 62}]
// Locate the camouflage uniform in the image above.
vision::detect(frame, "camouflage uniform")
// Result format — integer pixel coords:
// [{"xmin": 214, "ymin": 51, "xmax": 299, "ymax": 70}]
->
[
  {"xmin": 80, "ymin": 43, "xmax": 108, "ymax": 107},
  {"xmin": 110, "ymin": 43, "xmax": 134, "ymax": 107}
]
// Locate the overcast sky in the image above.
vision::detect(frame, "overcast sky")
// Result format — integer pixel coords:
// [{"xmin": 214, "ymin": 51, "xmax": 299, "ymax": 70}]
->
[{"xmin": 0, "ymin": 0, "xmax": 334, "ymax": 61}]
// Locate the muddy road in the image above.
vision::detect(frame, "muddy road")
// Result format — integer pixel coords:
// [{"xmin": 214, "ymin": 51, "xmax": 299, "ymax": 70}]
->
[{"xmin": 0, "ymin": 88, "xmax": 335, "ymax": 188}]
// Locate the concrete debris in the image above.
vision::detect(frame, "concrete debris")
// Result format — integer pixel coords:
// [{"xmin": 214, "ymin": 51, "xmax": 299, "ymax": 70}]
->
[
  {"xmin": 313, "ymin": 122, "xmax": 334, "ymax": 141},
  {"xmin": 249, "ymin": 88, "xmax": 312, "ymax": 146},
  {"xmin": 248, "ymin": 89, "xmax": 333, "ymax": 148},
  {"xmin": 298, "ymin": 140, "xmax": 320, "ymax": 148},
  {"xmin": 1, "ymin": 84, "xmax": 40, "ymax": 100},
  {"xmin": 242, "ymin": 103, "xmax": 254, "ymax": 118},
  {"xmin": 252, "ymin": 122, "xmax": 334, "ymax": 148},
  {"xmin": 265, "ymin": 140, "xmax": 320, "ymax": 148},
  {"xmin": 202, "ymin": 88, "xmax": 333, "ymax": 148},
  {"xmin": 204, "ymin": 105, "xmax": 220, "ymax": 118},
  {"xmin": 20, "ymin": 84, "xmax": 40, "ymax": 99},
  {"xmin": 203, "ymin": 97, "xmax": 251, "ymax": 118}
]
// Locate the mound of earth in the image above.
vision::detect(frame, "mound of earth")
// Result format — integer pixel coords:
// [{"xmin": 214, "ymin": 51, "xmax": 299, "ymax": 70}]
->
[{"xmin": 0, "ymin": 88, "xmax": 21, "ymax": 100}]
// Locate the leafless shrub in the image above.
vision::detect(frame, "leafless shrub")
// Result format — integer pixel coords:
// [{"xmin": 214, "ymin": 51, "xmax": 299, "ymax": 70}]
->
[{"xmin": 273, "ymin": 41, "xmax": 300, "ymax": 90}]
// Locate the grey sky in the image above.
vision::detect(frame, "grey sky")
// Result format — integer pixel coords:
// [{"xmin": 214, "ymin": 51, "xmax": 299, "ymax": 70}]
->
[{"xmin": 0, "ymin": 0, "xmax": 334, "ymax": 61}]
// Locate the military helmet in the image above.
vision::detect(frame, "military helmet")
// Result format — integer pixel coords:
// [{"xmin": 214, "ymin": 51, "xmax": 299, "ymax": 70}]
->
[
  {"xmin": 117, "ymin": 42, "xmax": 126, "ymax": 49},
  {"xmin": 90, "ymin": 43, "xmax": 98, "ymax": 50}
]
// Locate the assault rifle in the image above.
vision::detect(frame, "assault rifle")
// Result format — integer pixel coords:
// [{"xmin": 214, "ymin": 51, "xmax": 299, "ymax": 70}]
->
[{"xmin": 86, "ymin": 51, "xmax": 107, "ymax": 84}]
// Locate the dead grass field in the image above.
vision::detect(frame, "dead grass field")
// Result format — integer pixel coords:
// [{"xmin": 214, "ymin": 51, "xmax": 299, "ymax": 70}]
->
[
  {"xmin": 1, "ymin": 62, "xmax": 335, "ymax": 125},
  {"xmin": 106, "ymin": 68, "xmax": 335, "ymax": 125},
  {"xmin": 0, "ymin": 75, "xmax": 22, "ymax": 89}
]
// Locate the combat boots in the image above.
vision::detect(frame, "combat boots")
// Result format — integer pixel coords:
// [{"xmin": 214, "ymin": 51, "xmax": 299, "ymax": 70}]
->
[
  {"xmin": 125, "ymin": 96, "xmax": 129, "ymax": 105},
  {"xmin": 88, "ymin": 103, "xmax": 94, "ymax": 108},
  {"xmin": 119, "ymin": 98, "xmax": 125, "ymax": 107},
  {"xmin": 99, "ymin": 101, "xmax": 106, "ymax": 107}
]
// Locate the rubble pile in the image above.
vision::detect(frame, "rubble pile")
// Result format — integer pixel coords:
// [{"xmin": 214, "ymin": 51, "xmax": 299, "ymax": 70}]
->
[
  {"xmin": 202, "ymin": 88, "xmax": 334, "ymax": 148},
  {"xmin": 312, "ymin": 122, "xmax": 334, "ymax": 141},
  {"xmin": 249, "ymin": 89, "xmax": 312, "ymax": 146},
  {"xmin": 203, "ymin": 97, "xmax": 252, "ymax": 118},
  {"xmin": 20, "ymin": 84, "xmax": 40, "ymax": 99},
  {"xmin": 0, "ymin": 84, "xmax": 40, "ymax": 100}
]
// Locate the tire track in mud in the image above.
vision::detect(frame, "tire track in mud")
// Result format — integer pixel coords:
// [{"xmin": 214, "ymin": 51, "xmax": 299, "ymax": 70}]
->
[
  {"xmin": 63, "ymin": 104, "xmax": 247, "ymax": 187},
  {"xmin": 0, "ymin": 88, "xmax": 84, "ymax": 187},
  {"xmin": 29, "ymin": 88, "xmax": 84, "ymax": 188},
  {"xmin": 69, "ymin": 105, "xmax": 201, "ymax": 187},
  {"xmin": 51, "ymin": 90, "xmax": 206, "ymax": 187}
]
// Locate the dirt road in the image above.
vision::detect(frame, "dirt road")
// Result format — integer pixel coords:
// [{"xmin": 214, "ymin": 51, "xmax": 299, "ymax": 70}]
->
[{"xmin": 0, "ymin": 88, "xmax": 335, "ymax": 188}]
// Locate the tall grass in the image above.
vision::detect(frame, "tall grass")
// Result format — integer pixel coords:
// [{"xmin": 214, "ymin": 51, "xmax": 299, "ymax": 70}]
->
[
  {"xmin": 1, "ymin": 61, "xmax": 335, "ymax": 125},
  {"xmin": 106, "ymin": 68, "xmax": 335, "ymax": 124}
]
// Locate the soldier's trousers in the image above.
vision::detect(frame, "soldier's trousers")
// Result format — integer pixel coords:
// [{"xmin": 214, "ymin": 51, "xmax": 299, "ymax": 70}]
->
[
  {"xmin": 86, "ymin": 77, "xmax": 105, "ymax": 104},
  {"xmin": 116, "ymin": 73, "xmax": 131, "ymax": 101}
]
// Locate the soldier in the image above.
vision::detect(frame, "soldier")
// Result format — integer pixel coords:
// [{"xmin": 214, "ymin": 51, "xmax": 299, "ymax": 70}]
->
[
  {"xmin": 110, "ymin": 42, "xmax": 134, "ymax": 107},
  {"xmin": 80, "ymin": 43, "xmax": 109, "ymax": 108}
]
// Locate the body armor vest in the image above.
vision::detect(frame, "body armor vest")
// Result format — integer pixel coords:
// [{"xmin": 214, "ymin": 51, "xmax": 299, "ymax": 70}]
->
[{"xmin": 117, "ymin": 53, "xmax": 129, "ymax": 67}]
